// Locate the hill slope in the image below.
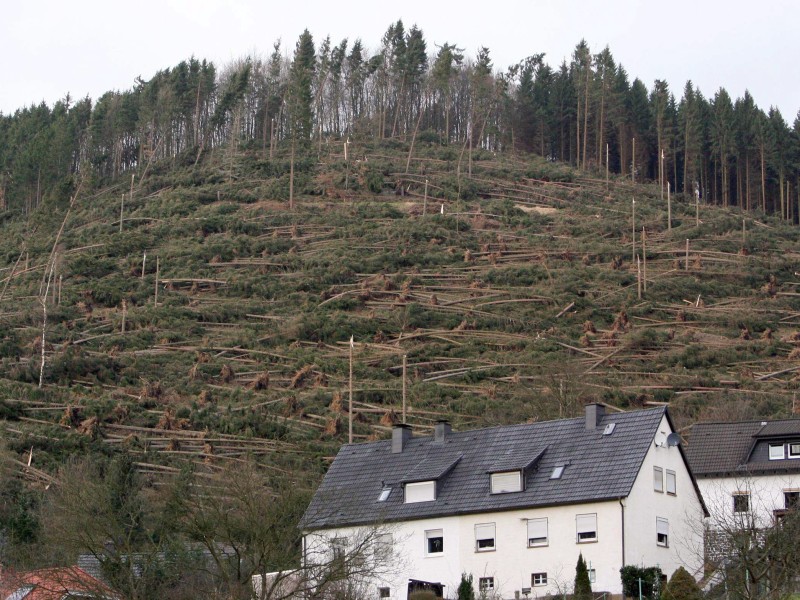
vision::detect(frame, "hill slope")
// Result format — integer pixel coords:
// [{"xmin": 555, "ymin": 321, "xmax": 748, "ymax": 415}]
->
[{"xmin": 1, "ymin": 140, "xmax": 800, "ymax": 486}]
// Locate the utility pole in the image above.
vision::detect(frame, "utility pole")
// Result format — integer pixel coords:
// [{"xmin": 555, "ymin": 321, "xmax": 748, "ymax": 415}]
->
[
  {"xmin": 349, "ymin": 335, "xmax": 354, "ymax": 444},
  {"xmin": 631, "ymin": 198, "xmax": 636, "ymax": 263},
  {"xmin": 402, "ymin": 354, "xmax": 407, "ymax": 424}
]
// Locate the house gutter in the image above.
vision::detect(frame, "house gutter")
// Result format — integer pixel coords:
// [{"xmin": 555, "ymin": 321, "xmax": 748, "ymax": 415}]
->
[{"xmin": 619, "ymin": 497, "xmax": 626, "ymax": 567}]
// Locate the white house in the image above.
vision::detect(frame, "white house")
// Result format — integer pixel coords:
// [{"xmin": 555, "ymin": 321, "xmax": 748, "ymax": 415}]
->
[
  {"xmin": 301, "ymin": 405, "xmax": 707, "ymax": 600},
  {"xmin": 685, "ymin": 419, "xmax": 800, "ymax": 529}
]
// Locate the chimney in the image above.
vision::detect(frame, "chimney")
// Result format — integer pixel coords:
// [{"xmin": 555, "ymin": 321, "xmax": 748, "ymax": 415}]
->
[
  {"xmin": 585, "ymin": 403, "xmax": 605, "ymax": 430},
  {"xmin": 392, "ymin": 424, "xmax": 412, "ymax": 453},
  {"xmin": 434, "ymin": 420, "xmax": 452, "ymax": 443}
]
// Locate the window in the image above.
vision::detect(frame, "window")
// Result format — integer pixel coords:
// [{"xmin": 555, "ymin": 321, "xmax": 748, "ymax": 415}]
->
[
  {"xmin": 377, "ymin": 487, "xmax": 391, "ymax": 502},
  {"xmin": 491, "ymin": 470, "xmax": 522, "ymax": 493},
  {"xmin": 479, "ymin": 577, "xmax": 495, "ymax": 591},
  {"xmin": 475, "ymin": 522, "xmax": 496, "ymax": 551},
  {"xmin": 789, "ymin": 443, "xmax": 800, "ymax": 458},
  {"xmin": 405, "ymin": 481, "xmax": 435, "ymax": 503},
  {"xmin": 425, "ymin": 529, "xmax": 443, "ymax": 555},
  {"xmin": 576, "ymin": 513, "xmax": 597, "ymax": 543},
  {"xmin": 666, "ymin": 470, "xmax": 677, "ymax": 495},
  {"xmin": 603, "ymin": 423, "xmax": 616, "ymax": 435},
  {"xmin": 379, "ymin": 587, "xmax": 391, "ymax": 598},
  {"xmin": 653, "ymin": 467, "xmax": 664, "ymax": 492},
  {"xmin": 527, "ymin": 517, "xmax": 548, "ymax": 547},
  {"xmin": 769, "ymin": 444, "xmax": 785, "ymax": 460},
  {"xmin": 532, "ymin": 573, "xmax": 548, "ymax": 586},
  {"xmin": 656, "ymin": 517, "xmax": 669, "ymax": 547},
  {"xmin": 588, "ymin": 569, "xmax": 596, "ymax": 583},
  {"xmin": 331, "ymin": 537, "xmax": 348, "ymax": 560},
  {"xmin": 733, "ymin": 493, "xmax": 750, "ymax": 513},
  {"xmin": 785, "ymin": 491, "xmax": 799, "ymax": 509},
  {"xmin": 550, "ymin": 465, "xmax": 565, "ymax": 479},
  {"xmin": 374, "ymin": 533, "xmax": 392, "ymax": 560}
]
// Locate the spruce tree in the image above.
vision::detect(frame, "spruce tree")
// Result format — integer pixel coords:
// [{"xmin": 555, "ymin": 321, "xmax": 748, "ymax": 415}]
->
[{"xmin": 574, "ymin": 553, "xmax": 592, "ymax": 600}]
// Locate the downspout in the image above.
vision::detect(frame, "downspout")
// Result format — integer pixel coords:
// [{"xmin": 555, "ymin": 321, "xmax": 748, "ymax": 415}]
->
[{"xmin": 619, "ymin": 497, "xmax": 626, "ymax": 567}]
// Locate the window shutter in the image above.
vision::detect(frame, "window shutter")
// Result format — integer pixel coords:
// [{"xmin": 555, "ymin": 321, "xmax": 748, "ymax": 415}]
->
[
  {"xmin": 657, "ymin": 517, "xmax": 669, "ymax": 535},
  {"xmin": 576, "ymin": 513, "xmax": 597, "ymax": 533},
  {"xmin": 475, "ymin": 523, "xmax": 495, "ymax": 541},
  {"xmin": 405, "ymin": 481, "xmax": 435, "ymax": 503},
  {"xmin": 491, "ymin": 471, "xmax": 522, "ymax": 493},
  {"xmin": 527, "ymin": 518, "xmax": 548, "ymax": 545}
]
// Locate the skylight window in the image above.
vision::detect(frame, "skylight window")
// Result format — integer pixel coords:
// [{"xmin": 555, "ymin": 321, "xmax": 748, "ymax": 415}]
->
[
  {"xmin": 377, "ymin": 487, "xmax": 391, "ymax": 502},
  {"xmin": 550, "ymin": 465, "xmax": 565, "ymax": 479},
  {"xmin": 603, "ymin": 423, "xmax": 616, "ymax": 436}
]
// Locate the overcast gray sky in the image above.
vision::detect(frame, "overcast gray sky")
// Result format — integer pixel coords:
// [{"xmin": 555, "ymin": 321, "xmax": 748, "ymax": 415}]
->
[{"xmin": 2, "ymin": 0, "xmax": 798, "ymax": 121}]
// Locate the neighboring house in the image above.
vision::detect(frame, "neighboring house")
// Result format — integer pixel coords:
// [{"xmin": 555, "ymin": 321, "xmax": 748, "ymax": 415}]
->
[
  {"xmin": 302, "ymin": 405, "xmax": 707, "ymax": 600},
  {"xmin": 685, "ymin": 418, "xmax": 800, "ymax": 528},
  {"xmin": 0, "ymin": 566, "xmax": 119, "ymax": 600}
]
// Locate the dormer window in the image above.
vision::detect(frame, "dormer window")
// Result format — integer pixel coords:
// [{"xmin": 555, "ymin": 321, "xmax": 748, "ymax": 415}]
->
[
  {"xmin": 405, "ymin": 481, "xmax": 436, "ymax": 503},
  {"xmin": 789, "ymin": 443, "xmax": 800, "ymax": 459},
  {"xmin": 491, "ymin": 471, "xmax": 522, "ymax": 494},
  {"xmin": 769, "ymin": 444, "xmax": 785, "ymax": 460}
]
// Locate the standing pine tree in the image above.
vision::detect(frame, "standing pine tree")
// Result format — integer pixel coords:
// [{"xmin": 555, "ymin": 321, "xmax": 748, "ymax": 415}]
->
[
  {"xmin": 574, "ymin": 553, "xmax": 592, "ymax": 600},
  {"xmin": 288, "ymin": 29, "xmax": 316, "ymax": 145}
]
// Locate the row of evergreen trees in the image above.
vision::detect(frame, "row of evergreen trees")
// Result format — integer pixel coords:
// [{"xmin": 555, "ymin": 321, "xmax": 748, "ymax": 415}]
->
[{"xmin": 1, "ymin": 21, "xmax": 799, "ymax": 219}]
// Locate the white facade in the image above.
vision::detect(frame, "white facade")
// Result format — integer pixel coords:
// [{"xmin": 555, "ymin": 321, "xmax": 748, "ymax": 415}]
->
[
  {"xmin": 305, "ymin": 415, "xmax": 705, "ymax": 600},
  {"xmin": 697, "ymin": 473, "xmax": 800, "ymax": 529}
]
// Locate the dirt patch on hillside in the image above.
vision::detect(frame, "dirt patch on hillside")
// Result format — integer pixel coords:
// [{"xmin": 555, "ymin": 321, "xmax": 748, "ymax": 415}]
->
[{"xmin": 515, "ymin": 204, "xmax": 558, "ymax": 215}]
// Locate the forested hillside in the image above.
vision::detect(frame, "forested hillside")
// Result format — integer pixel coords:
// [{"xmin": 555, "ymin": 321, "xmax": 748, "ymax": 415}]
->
[
  {"xmin": 2, "ymin": 21, "xmax": 799, "ymax": 219},
  {"xmin": 1, "ymin": 22, "xmax": 799, "ymax": 599}
]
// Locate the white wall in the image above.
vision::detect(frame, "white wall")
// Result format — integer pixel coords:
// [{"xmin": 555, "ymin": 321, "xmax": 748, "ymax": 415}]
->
[
  {"xmin": 697, "ymin": 472, "xmax": 800, "ymax": 529},
  {"xmin": 625, "ymin": 415, "xmax": 706, "ymax": 581},
  {"xmin": 308, "ymin": 500, "xmax": 627, "ymax": 599}
]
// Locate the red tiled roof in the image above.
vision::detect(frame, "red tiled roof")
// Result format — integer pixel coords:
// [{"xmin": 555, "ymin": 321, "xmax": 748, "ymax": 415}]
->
[{"xmin": 0, "ymin": 566, "xmax": 119, "ymax": 600}]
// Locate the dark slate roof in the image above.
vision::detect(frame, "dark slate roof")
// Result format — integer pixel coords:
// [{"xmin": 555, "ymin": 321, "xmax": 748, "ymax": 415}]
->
[
  {"xmin": 402, "ymin": 453, "xmax": 462, "ymax": 483},
  {"xmin": 302, "ymin": 406, "xmax": 668, "ymax": 529},
  {"xmin": 686, "ymin": 419, "xmax": 800, "ymax": 477}
]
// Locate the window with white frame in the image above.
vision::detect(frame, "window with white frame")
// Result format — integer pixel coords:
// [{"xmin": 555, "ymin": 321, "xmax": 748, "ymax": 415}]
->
[
  {"xmin": 425, "ymin": 529, "xmax": 443, "ymax": 555},
  {"xmin": 532, "ymin": 572, "xmax": 548, "ymax": 586},
  {"xmin": 656, "ymin": 517, "xmax": 669, "ymax": 547},
  {"xmin": 576, "ymin": 513, "xmax": 598, "ymax": 543},
  {"xmin": 491, "ymin": 470, "xmax": 522, "ymax": 493},
  {"xmin": 475, "ymin": 522, "xmax": 496, "ymax": 551},
  {"xmin": 653, "ymin": 466, "xmax": 664, "ymax": 492},
  {"xmin": 527, "ymin": 517, "xmax": 548, "ymax": 547},
  {"xmin": 588, "ymin": 568, "xmax": 596, "ymax": 583},
  {"xmin": 769, "ymin": 444, "xmax": 785, "ymax": 460},
  {"xmin": 733, "ymin": 492, "xmax": 750, "ymax": 513},
  {"xmin": 789, "ymin": 442, "xmax": 800, "ymax": 458},
  {"xmin": 479, "ymin": 577, "xmax": 495, "ymax": 592},
  {"xmin": 666, "ymin": 470, "xmax": 676, "ymax": 495},
  {"xmin": 405, "ymin": 481, "xmax": 435, "ymax": 503}
]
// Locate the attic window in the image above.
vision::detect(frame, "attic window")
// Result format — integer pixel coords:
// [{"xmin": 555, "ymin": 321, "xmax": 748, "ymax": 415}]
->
[
  {"xmin": 491, "ymin": 471, "xmax": 522, "ymax": 494},
  {"xmin": 769, "ymin": 444, "xmax": 785, "ymax": 460},
  {"xmin": 603, "ymin": 423, "xmax": 616, "ymax": 436},
  {"xmin": 405, "ymin": 481, "xmax": 435, "ymax": 503},
  {"xmin": 377, "ymin": 487, "xmax": 392, "ymax": 502},
  {"xmin": 550, "ymin": 465, "xmax": 565, "ymax": 480},
  {"xmin": 789, "ymin": 443, "xmax": 800, "ymax": 459}
]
